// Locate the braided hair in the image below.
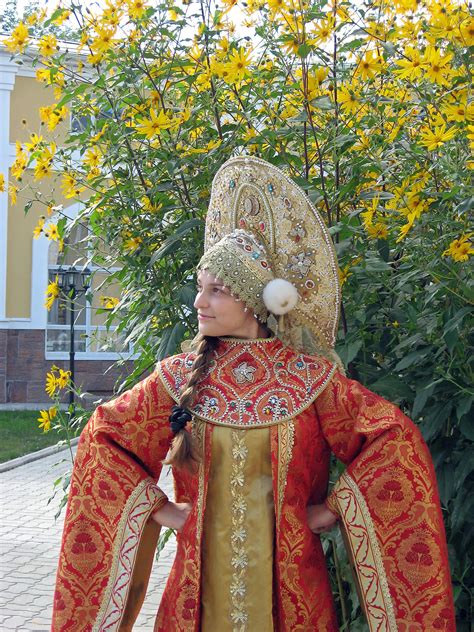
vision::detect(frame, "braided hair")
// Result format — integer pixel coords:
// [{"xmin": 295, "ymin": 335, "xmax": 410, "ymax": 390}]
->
[{"xmin": 164, "ymin": 334, "xmax": 219, "ymax": 470}]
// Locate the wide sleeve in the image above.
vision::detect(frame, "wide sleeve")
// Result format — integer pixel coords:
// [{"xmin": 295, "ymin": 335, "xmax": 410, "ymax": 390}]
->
[
  {"xmin": 52, "ymin": 368, "xmax": 174, "ymax": 632},
  {"xmin": 315, "ymin": 370, "xmax": 455, "ymax": 631}
]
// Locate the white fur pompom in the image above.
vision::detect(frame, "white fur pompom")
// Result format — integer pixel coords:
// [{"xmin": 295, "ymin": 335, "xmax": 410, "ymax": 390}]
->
[{"xmin": 263, "ymin": 278, "xmax": 299, "ymax": 315}]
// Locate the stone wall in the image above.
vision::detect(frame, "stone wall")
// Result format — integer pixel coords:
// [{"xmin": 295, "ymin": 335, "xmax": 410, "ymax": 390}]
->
[{"xmin": 0, "ymin": 329, "xmax": 135, "ymax": 405}]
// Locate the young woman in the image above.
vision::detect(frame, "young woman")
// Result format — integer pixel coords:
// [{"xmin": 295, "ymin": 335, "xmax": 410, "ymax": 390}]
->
[{"xmin": 52, "ymin": 157, "xmax": 455, "ymax": 631}]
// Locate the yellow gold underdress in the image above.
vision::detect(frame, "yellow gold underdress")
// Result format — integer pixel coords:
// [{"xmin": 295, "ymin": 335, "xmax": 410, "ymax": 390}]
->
[{"xmin": 201, "ymin": 425, "xmax": 275, "ymax": 631}]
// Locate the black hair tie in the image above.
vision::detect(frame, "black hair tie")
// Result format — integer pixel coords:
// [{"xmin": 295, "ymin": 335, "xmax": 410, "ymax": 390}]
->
[{"xmin": 169, "ymin": 405, "xmax": 192, "ymax": 434}]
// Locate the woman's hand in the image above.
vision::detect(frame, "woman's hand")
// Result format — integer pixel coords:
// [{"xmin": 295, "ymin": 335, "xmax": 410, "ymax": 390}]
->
[
  {"xmin": 152, "ymin": 501, "xmax": 192, "ymax": 532},
  {"xmin": 306, "ymin": 503, "xmax": 338, "ymax": 535}
]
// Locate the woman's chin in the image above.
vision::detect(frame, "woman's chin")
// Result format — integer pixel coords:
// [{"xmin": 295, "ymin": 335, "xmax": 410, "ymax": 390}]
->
[{"xmin": 198, "ymin": 320, "xmax": 219, "ymax": 336}]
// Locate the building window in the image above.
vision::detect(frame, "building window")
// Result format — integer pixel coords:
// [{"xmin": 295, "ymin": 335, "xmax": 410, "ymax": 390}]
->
[{"xmin": 46, "ymin": 223, "xmax": 133, "ymax": 358}]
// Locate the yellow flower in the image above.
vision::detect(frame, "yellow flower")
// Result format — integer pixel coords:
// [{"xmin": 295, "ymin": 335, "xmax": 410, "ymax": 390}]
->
[
  {"xmin": 136, "ymin": 109, "xmax": 173, "ymax": 138},
  {"xmin": 141, "ymin": 196, "xmax": 163, "ymax": 213},
  {"xmin": 338, "ymin": 85, "xmax": 361, "ymax": 115},
  {"xmin": 458, "ymin": 16, "xmax": 474, "ymax": 46},
  {"xmin": 38, "ymin": 406, "xmax": 58, "ymax": 433},
  {"xmin": 394, "ymin": 47, "xmax": 423, "ymax": 81},
  {"xmin": 83, "ymin": 147, "xmax": 102, "ymax": 168},
  {"xmin": 419, "ymin": 123, "xmax": 457, "ymax": 151},
  {"xmin": 128, "ymin": 0, "xmax": 148, "ymax": 19},
  {"xmin": 34, "ymin": 160, "xmax": 52, "ymax": 180},
  {"xmin": 442, "ymin": 234, "xmax": 474, "ymax": 262},
  {"xmin": 44, "ymin": 223, "xmax": 59, "ymax": 241},
  {"xmin": 4, "ymin": 22, "xmax": 29, "ymax": 53},
  {"xmin": 124, "ymin": 235, "xmax": 143, "ymax": 252},
  {"xmin": 33, "ymin": 216, "xmax": 46, "ymax": 239},
  {"xmin": 442, "ymin": 101, "xmax": 474, "ymax": 124},
  {"xmin": 267, "ymin": 0, "xmax": 285, "ymax": 15},
  {"xmin": 367, "ymin": 222, "xmax": 389, "ymax": 239},
  {"xmin": 100, "ymin": 295, "xmax": 120, "ymax": 309},
  {"xmin": 90, "ymin": 124, "xmax": 108, "ymax": 144},
  {"xmin": 91, "ymin": 27, "xmax": 116, "ymax": 55},
  {"xmin": 45, "ymin": 275, "xmax": 60, "ymax": 310},
  {"xmin": 40, "ymin": 104, "xmax": 69, "ymax": 131},
  {"xmin": 422, "ymin": 46, "xmax": 453, "ymax": 86},
  {"xmin": 356, "ymin": 51, "xmax": 383, "ymax": 81},
  {"xmin": 338, "ymin": 264, "xmax": 352, "ymax": 286},
  {"xmin": 53, "ymin": 9, "xmax": 71, "ymax": 26},
  {"xmin": 9, "ymin": 184, "xmax": 18, "ymax": 206},
  {"xmin": 395, "ymin": 211, "xmax": 417, "ymax": 243},
  {"xmin": 0, "ymin": 173, "xmax": 4, "ymax": 192},
  {"xmin": 45, "ymin": 371, "xmax": 58, "ymax": 397},
  {"xmin": 311, "ymin": 16, "xmax": 335, "ymax": 44},
  {"xmin": 56, "ymin": 369, "xmax": 71, "ymax": 389},
  {"xmin": 225, "ymin": 47, "xmax": 252, "ymax": 84},
  {"xmin": 61, "ymin": 173, "xmax": 85, "ymax": 198},
  {"xmin": 39, "ymin": 34, "xmax": 57, "ymax": 57},
  {"xmin": 25, "ymin": 133, "xmax": 43, "ymax": 152},
  {"xmin": 11, "ymin": 148, "xmax": 28, "ymax": 180}
]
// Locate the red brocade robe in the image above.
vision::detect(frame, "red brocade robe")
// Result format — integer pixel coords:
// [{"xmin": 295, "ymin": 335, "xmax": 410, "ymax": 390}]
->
[{"xmin": 52, "ymin": 336, "xmax": 455, "ymax": 631}]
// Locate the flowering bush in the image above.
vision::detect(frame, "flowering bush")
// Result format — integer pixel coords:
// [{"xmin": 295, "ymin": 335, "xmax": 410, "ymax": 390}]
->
[{"xmin": 2, "ymin": 0, "xmax": 472, "ymax": 626}]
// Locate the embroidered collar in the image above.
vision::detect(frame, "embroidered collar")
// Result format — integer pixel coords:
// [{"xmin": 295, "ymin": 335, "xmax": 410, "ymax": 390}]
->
[{"xmin": 157, "ymin": 336, "xmax": 337, "ymax": 428}]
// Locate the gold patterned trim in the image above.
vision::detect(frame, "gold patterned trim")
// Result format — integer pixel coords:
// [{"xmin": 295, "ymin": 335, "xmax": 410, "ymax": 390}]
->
[
  {"xmin": 193, "ymin": 419, "xmax": 207, "ymax": 541},
  {"xmin": 229, "ymin": 429, "xmax": 249, "ymax": 629},
  {"xmin": 156, "ymin": 359, "xmax": 338, "ymax": 429},
  {"xmin": 92, "ymin": 479, "xmax": 166, "ymax": 631},
  {"xmin": 276, "ymin": 421, "xmax": 295, "ymax": 525},
  {"xmin": 330, "ymin": 472, "xmax": 398, "ymax": 632}
]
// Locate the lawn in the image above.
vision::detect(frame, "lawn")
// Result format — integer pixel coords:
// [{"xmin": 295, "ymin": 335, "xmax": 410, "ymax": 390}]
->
[{"xmin": 0, "ymin": 410, "xmax": 87, "ymax": 463}]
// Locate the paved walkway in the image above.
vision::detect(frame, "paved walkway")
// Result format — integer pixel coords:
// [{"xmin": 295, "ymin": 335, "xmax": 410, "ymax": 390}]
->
[{"xmin": 0, "ymin": 449, "xmax": 176, "ymax": 630}]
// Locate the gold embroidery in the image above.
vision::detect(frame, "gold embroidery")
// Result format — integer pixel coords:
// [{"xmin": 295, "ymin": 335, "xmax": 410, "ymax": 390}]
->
[
  {"xmin": 331, "ymin": 472, "xmax": 398, "ymax": 632},
  {"xmin": 157, "ymin": 340, "xmax": 338, "ymax": 429},
  {"xmin": 193, "ymin": 419, "xmax": 206, "ymax": 541},
  {"xmin": 277, "ymin": 421, "xmax": 295, "ymax": 525},
  {"xmin": 92, "ymin": 479, "xmax": 164, "ymax": 631},
  {"xmin": 229, "ymin": 429, "xmax": 249, "ymax": 629}
]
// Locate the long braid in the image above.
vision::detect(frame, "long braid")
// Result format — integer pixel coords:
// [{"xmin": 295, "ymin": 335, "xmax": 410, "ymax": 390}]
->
[{"xmin": 164, "ymin": 335, "xmax": 219, "ymax": 470}]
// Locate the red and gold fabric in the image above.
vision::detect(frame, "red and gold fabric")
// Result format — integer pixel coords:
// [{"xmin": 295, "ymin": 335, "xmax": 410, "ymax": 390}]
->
[
  {"xmin": 318, "ymin": 373, "xmax": 455, "ymax": 631},
  {"xmin": 51, "ymin": 337, "xmax": 455, "ymax": 631}
]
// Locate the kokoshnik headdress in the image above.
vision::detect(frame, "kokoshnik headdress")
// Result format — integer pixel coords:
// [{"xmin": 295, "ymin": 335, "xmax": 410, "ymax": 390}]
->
[{"xmin": 195, "ymin": 156, "xmax": 342, "ymax": 366}]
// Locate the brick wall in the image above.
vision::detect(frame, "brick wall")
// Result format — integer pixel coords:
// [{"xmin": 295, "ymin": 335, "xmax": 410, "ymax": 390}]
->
[{"xmin": 0, "ymin": 329, "xmax": 136, "ymax": 405}]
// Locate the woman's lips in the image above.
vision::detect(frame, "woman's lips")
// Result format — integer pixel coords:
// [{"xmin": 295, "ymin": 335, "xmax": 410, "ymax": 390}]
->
[{"xmin": 198, "ymin": 314, "xmax": 214, "ymax": 320}]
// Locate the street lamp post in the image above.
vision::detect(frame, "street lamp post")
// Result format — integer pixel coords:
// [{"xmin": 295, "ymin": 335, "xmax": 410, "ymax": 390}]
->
[{"xmin": 56, "ymin": 266, "xmax": 91, "ymax": 419}]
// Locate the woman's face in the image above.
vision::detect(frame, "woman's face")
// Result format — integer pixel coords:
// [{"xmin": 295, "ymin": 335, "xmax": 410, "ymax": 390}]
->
[{"xmin": 194, "ymin": 269, "xmax": 262, "ymax": 339}]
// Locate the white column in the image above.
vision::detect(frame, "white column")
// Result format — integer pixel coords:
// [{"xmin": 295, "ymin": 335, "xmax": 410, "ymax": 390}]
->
[{"xmin": 0, "ymin": 54, "xmax": 18, "ymax": 321}]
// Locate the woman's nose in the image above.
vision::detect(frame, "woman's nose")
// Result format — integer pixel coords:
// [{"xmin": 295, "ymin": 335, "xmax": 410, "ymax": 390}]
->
[{"xmin": 194, "ymin": 291, "xmax": 208, "ymax": 309}]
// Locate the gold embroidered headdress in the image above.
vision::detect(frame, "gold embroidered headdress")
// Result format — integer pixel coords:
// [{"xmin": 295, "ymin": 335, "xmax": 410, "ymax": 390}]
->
[{"xmin": 197, "ymin": 156, "xmax": 342, "ymax": 363}]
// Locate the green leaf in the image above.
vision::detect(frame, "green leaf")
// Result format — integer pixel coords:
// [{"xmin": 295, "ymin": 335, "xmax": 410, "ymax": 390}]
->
[
  {"xmin": 157, "ymin": 323, "xmax": 186, "ymax": 360},
  {"xmin": 359, "ymin": 190, "xmax": 395, "ymax": 201},
  {"xmin": 310, "ymin": 96, "xmax": 334, "ymax": 111},
  {"xmin": 394, "ymin": 347, "xmax": 431, "ymax": 371},
  {"xmin": 369, "ymin": 375, "xmax": 414, "ymax": 400},
  {"xmin": 456, "ymin": 396, "xmax": 472, "ymax": 423},
  {"xmin": 338, "ymin": 339, "xmax": 363, "ymax": 365},
  {"xmin": 156, "ymin": 527, "xmax": 176, "ymax": 561},
  {"xmin": 437, "ymin": 461, "xmax": 455, "ymax": 505},
  {"xmin": 297, "ymin": 43, "xmax": 312, "ymax": 59},
  {"xmin": 412, "ymin": 382, "xmax": 437, "ymax": 418},
  {"xmin": 459, "ymin": 415, "xmax": 474, "ymax": 441},
  {"xmin": 150, "ymin": 219, "xmax": 202, "ymax": 264}
]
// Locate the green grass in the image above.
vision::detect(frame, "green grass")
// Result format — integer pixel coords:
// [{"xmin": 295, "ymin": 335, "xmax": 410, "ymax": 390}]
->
[{"xmin": 0, "ymin": 410, "xmax": 87, "ymax": 463}]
